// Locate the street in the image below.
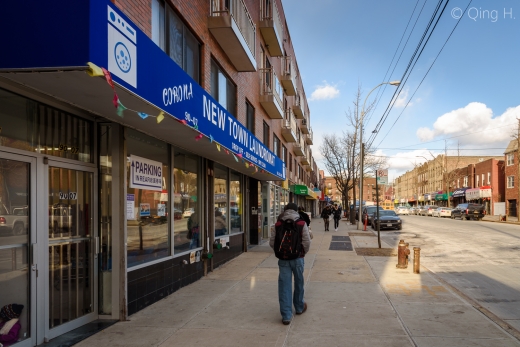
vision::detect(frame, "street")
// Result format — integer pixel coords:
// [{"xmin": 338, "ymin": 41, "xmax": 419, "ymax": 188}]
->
[{"xmin": 375, "ymin": 214, "xmax": 520, "ymax": 332}]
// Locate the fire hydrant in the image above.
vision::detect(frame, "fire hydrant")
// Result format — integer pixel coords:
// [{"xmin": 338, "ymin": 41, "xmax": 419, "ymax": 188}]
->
[{"xmin": 396, "ymin": 239, "xmax": 410, "ymax": 269}]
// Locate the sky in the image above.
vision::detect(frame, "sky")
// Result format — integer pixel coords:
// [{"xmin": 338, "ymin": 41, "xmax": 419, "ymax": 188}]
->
[{"xmin": 282, "ymin": 0, "xmax": 520, "ymax": 182}]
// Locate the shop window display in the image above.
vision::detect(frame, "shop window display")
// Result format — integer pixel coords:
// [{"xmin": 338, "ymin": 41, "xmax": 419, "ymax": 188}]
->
[
  {"xmin": 229, "ymin": 171, "xmax": 242, "ymax": 233},
  {"xmin": 214, "ymin": 164, "xmax": 228, "ymax": 236},
  {"xmin": 173, "ymin": 150, "xmax": 201, "ymax": 252},
  {"xmin": 126, "ymin": 129, "xmax": 170, "ymax": 267}
]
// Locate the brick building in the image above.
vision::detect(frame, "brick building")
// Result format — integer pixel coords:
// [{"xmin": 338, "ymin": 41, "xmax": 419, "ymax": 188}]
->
[
  {"xmin": 504, "ymin": 140, "xmax": 518, "ymax": 216},
  {"xmin": 0, "ymin": 0, "xmax": 321, "ymax": 343}
]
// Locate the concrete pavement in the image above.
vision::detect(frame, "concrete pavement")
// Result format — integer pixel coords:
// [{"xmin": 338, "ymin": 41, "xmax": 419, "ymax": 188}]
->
[{"xmin": 77, "ymin": 219, "xmax": 520, "ymax": 347}]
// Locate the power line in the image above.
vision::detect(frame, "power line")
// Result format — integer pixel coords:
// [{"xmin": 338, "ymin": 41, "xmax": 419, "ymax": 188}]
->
[
  {"xmin": 373, "ymin": 0, "xmax": 474, "ymax": 148},
  {"xmin": 366, "ymin": 0, "xmax": 446, "ymax": 146},
  {"xmin": 363, "ymin": 0, "xmax": 423, "ymax": 126},
  {"xmin": 368, "ymin": 0, "xmax": 451, "ymax": 147}
]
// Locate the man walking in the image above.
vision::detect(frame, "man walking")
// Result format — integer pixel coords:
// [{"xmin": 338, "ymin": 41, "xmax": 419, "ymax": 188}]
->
[
  {"xmin": 332, "ymin": 203, "xmax": 342, "ymax": 231},
  {"xmin": 321, "ymin": 205, "xmax": 331, "ymax": 231},
  {"xmin": 270, "ymin": 202, "xmax": 311, "ymax": 325}
]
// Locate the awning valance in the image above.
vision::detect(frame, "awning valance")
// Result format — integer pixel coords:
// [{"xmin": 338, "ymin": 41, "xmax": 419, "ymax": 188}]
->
[{"xmin": 452, "ymin": 187, "xmax": 469, "ymax": 198}]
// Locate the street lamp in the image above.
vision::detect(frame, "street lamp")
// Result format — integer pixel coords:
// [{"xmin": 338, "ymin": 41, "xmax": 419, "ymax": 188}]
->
[{"xmin": 357, "ymin": 80, "xmax": 400, "ymax": 230}]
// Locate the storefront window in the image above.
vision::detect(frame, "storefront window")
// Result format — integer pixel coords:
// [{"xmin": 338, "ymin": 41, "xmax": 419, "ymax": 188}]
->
[
  {"xmin": 98, "ymin": 124, "xmax": 112, "ymax": 314},
  {"xmin": 270, "ymin": 184, "xmax": 275, "ymax": 222},
  {"xmin": 230, "ymin": 171, "xmax": 242, "ymax": 233},
  {"xmin": 0, "ymin": 88, "xmax": 93, "ymax": 162},
  {"xmin": 126, "ymin": 129, "xmax": 170, "ymax": 268},
  {"xmin": 0, "ymin": 158, "xmax": 30, "ymax": 343},
  {"xmin": 214, "ymin": 164, "xmax": 228, "ymax": 236},
  {"xmin": 173, "ymin": 149, "xmax": 201, "ymax": 252}
]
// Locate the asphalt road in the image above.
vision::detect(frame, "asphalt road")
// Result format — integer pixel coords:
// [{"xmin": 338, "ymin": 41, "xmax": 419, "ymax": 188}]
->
[{"xmin": 375, "ymin": 214, "xmax": 520, "ymax": 333}]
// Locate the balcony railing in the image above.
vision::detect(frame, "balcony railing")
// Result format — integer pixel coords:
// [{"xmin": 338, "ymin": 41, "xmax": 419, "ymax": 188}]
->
[
  {"xmin": 292, "ymin": 93, "xmax": 304, "ymax": 119},
  {"xmin": 208, "ymin": 0, "xmax": 256, "ymax": 71},
  {"xmin": 281, "ymin": 109, "xmax": 297, "ymax": 142},
  {"xmin": 293, "ymin": 135, "xmax": 305, "ymax": 156},
  {"xmin": 259, "ymin": 67, "xmax": 284, "ymax": 119},
  {"xmin": 281, "ymin": 56, "xmax": 296, "ymax": 96},
  {"xmin": 305, "ymin": 129, "xmax": 313, "ymax": 145},
  {"xmin": 259, "ymin": 0, "xmax": 284, "ymax": 56},
  {"xmin": 301, "ymin": 118, "xmax": 309, "ymax": 134}
]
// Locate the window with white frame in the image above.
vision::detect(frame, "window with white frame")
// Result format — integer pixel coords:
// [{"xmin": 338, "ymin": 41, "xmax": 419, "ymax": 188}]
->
[
  {"xmin": 476, "ymin": 175, "xmax": 479, "ymax": 187},
  {"xmin": 463, "ymin": 176, "xmax": 468, "ymax": 187},
  {"xmin": 507, "ymin": 153, "xmax": 514, "ymax": 166},
  {"xmin": 487, "ymin": 172, "xmax": 490, "ymax": 184},
  {"xmin": 481, "ymin": 174, "xmax": 484, "ymax": 186},
  {"xmin": 507, "ymin": 175, "xmax": 515, "ymax": 188}
]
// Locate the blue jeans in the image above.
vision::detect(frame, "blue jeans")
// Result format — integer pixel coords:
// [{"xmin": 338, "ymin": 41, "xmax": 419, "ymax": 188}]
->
[{"xmin": 278, "ymin": 257, "xmax": 305, "ymax": 320}]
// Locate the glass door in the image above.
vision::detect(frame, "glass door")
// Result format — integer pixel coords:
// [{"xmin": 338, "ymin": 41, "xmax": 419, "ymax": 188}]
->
[
  {"xmin": 46, "ymin": 164, "xmax": 97, "ymax": 339},
  {"xmin": 0, "ymin": 152, "xmax": 36, "ymax": 347}
]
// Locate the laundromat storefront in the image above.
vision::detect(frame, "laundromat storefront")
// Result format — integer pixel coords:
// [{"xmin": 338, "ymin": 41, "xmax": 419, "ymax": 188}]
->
[{"xmin": 0, "ymin": 0, "xmax": 288, "ymax": 342}]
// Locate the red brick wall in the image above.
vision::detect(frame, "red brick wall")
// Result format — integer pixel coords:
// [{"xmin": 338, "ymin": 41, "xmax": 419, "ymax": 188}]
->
[{"xmin": 505, "ymin": 151, "xmax": 518, "ymax": 215}]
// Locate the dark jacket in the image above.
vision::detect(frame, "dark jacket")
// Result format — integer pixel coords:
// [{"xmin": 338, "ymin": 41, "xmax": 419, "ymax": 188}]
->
[
  {"xmin": 298, "ymin": 211, "xmax": 311, "ymax": 226},
  {"xmin": 332, "ymin": 206, "xmax": 342, "ymax": 219},
  {"xmin": 321, "ymin": 207, "xmax": 331, "ymax": 218},
  {"xmin": 270, "ymin": 209, "xmax": 311, "ymax": 257}
]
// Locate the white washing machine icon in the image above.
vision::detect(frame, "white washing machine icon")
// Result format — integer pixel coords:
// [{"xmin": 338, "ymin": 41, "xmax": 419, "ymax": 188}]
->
[{"xmin": 114, "ymin": 42, "xmax": 131, "ymax": 73}]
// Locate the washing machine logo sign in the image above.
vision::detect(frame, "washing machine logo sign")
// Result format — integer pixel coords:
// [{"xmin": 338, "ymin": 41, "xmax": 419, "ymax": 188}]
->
[
  {"xmin": 114, "ymin": 42, "xmax": 131, "ymax": 73},
  {"xmin": 107, "ymin": 6, "xmax": 137, "ymax": 88}
]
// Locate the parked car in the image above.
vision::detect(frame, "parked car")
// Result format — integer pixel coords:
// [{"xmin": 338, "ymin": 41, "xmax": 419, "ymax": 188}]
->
[
  {"xmin": 361, "ymin": 206, "xmax": 385, "ymax": 225},
  {"xmin": 451, "ymin": 203, "xmax": 486, "ymax": 221},
  {"xmin": 410, "ymin": 207, "xmax": 420, "ymax": 215},
  {"xmin": 183, "ymin": 208, "xmax": 194, "ymax": 218},
  {"xmin": 371, "ymin": 210, "xmax": 402, "ymax": 230},
  {"xmin": 0, "ymin": 204, "xmax": 28, "ymax": 235},
  {"xmin": 419, "ymin": 205, "xmax": 438, "ymax": 216},
  {"xmin": 432, "ymin": 207, "xmax": 453, "ymax": 218},
  {"xmin": 395, "ymin": 207, "xmax": 410, "ymax": 215}
]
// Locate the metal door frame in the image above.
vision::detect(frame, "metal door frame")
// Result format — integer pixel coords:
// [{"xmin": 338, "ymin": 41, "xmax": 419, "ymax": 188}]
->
[
  {"xmin": 0, "ymin": 150, "xmax": 37, "ymax": 347},
  {"xmin": 43, "ymin": 159, "xmax": 98, "ymax": 341}
]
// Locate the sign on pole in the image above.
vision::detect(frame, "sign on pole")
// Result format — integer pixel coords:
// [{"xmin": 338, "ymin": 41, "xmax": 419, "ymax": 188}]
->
[{"xmin": 377, "ymin": 169, "xmax": 388, "ymax": 185}]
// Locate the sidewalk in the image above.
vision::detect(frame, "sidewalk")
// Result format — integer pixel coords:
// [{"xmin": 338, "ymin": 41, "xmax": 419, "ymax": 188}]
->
[{"xmin": 77, "ymin": 219, "xmax": 520, "ymax": 347}]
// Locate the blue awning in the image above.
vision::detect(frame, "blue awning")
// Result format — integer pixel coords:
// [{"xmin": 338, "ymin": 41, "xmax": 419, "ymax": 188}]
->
[{"xmin": 452, "ymin": 187, "xmax": 469, "ymax": 198}]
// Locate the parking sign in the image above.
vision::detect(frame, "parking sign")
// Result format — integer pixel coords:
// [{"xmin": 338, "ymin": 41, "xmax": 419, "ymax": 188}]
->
[{"xmin": 377, "ymin": 169, "xmax": 388, "ymax": 185}]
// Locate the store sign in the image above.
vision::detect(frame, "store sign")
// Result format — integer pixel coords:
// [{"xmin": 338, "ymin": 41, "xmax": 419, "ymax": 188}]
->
[
  {"xmin": 376, "ymin": 169, "xmax": 388, "ymax": 185},
  {"xmin": 0, "ymin": 0, "xmax": 285, "ymax": 180},
  {"xmin": 129, "ymin": 155, "xmax": 163, "ymax": 191}
]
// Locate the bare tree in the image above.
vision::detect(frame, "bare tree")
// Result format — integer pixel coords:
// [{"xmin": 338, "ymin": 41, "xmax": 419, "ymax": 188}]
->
[{"xmin": 319, "ymin": 84, "xmax": 386, "ymax": 221}]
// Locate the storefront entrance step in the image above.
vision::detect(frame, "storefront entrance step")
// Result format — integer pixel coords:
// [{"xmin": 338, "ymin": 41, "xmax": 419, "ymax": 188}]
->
[{"xmin": 38, "ymin": 319, "xmax": 118, "ymax": 347}]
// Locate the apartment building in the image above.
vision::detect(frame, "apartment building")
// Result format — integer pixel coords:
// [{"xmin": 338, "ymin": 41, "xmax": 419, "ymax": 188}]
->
[
  {"xmin": 395, "ymin": 155, "xmax": 504, "ymax": 209},
  {"xmin": 0, "ymin": 0, "xmax": 320, "ymax": 344},
  {"xmin": 504, "ymin": 140, "xmax": 518, "ymax": 216}
]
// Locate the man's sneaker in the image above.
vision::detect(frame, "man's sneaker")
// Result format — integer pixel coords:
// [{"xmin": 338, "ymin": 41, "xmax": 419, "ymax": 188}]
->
[
  {"xmin": 282, "ymin": 318, "xmax": 291, "ymax": 325},
  {"xmin": 296, "ymin": 302, "xmax": 307, "ymax": 315}
]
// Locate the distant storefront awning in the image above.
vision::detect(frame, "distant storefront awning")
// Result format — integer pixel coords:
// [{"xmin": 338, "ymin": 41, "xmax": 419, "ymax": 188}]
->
[
  {"xmin": 435, "ymin": 193, "xmax": 452, "ymax": 201},
  {"xmin": 466, "ymin": 186, "xmax": 492, "ymax": 200},
  {"xmin": 290, "ymin": 184, "xmax": 317, "ymax": 200},
  {"xmin": 452, "ymin": 187, "xmax": 469, "ymax": 198},
  {"xmin": 466, "ymin": 188, "xmax": 479, "ymax": 200},
  {"xmin": 424, "ymin": 194, "xmax": 431, "ymax": 201}
]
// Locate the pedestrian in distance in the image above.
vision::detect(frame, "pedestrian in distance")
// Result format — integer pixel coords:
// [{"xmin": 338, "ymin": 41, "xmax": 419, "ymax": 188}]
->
[
  {"xmin": 332, "ymin": 203, "xmax": 342, "ymax": 231},
  {"xmin": 270, "ymin": 202, "xmax": 311, "ymax": 325},
  {"xmin": 321, "ymin": 205, "xmax": 331, "ymax": 231},
  {"xmin": 297, "ymin": 206, "xmax": 311, "ymax": 227}
]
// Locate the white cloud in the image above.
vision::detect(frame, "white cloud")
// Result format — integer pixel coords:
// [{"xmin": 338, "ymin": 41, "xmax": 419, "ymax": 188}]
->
[
  {"xmin": 416, "ymin": 102, "xmax": 520, "ymax": 145},
  {"xmin": 309, "ymin": 82, "xmax": 339, "ymax": 101},
  {"xmin": 392, "ymin": 87, "xmax": 411, "ymax": 108}
]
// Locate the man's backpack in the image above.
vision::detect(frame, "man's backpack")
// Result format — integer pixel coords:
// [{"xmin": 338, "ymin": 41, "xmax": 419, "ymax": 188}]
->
[{"xmin": 274, "ymin": 219, "xmax": 303, "ymax": 260}]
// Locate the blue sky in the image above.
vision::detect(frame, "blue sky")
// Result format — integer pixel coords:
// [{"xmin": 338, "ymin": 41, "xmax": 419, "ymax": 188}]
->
[{"xmin": 282, "ymin": 0, "xmax": 520, "ymax": 181}]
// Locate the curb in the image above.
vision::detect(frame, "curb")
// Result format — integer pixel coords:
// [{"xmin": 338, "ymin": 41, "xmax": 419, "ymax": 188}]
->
[{"xmin": 423, "ymin": 265, "xmax": 520, "ymax": 342}]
